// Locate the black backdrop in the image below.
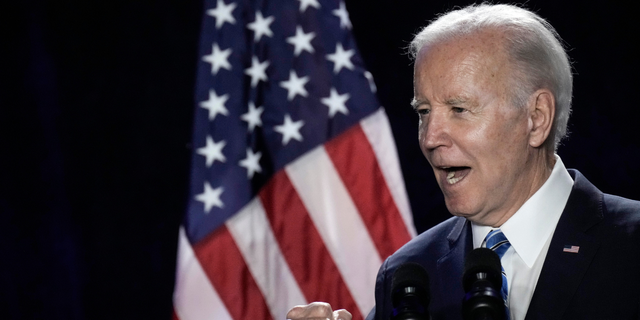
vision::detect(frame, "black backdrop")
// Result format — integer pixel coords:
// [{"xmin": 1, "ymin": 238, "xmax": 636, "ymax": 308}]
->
[{"xmin": 3, "ymin": 1, "xmax": 639, "ymax": 319}]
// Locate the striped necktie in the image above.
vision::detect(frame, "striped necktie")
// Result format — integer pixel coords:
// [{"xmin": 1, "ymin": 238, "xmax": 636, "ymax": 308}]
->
[{"xmin": 484, "ymin": 229, "xmax": 511, "ymax": 320}]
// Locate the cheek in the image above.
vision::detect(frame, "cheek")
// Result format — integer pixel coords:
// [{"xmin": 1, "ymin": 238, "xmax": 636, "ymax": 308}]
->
[
  {"xmin": 477, "ymin": 122, "xmax": 530, "ymax": 173},
  {"xmin": 477, "ymin": 110, "xmax": 524, "ymax": 144},
  {"xmin": 460, "ymin": 122, "xmax": 496, "ymax": 155},
  {"xmin": 460, "ymin": 122, "xmax": 513, "ymax": 172}
]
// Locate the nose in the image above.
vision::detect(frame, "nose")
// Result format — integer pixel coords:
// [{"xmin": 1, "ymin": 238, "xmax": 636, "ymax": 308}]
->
[{"xmin": 419, "ymin": 110, "xmax": 450, "ymax": 151}]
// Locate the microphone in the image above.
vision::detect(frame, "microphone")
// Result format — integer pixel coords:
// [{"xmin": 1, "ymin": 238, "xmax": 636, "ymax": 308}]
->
[
  {"xmin": 461, "ymin": 248, "xmax": 506, "ymax": 320},
  {"xmin": 390, "ymin": 262, "xmax": 430, "ymax": 320}
]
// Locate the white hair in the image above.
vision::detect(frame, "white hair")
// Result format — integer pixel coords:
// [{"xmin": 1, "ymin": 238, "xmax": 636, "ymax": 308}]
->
[{"xmin": 410, "ymin": 3, "xmax": 573, "ymax": 150}]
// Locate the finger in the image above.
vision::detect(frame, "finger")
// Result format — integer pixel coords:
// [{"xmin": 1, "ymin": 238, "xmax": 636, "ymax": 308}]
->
[
  {"xmin": 286, "ymin": 305, "xmax": 307, "ymax": 319},
  {"xmin": 333, "ymin": 309, "xmax": 352, "ymax": 320},
  {"xmin": 287, "ymin": 302, "xmax": 333, "ymax": 319}
]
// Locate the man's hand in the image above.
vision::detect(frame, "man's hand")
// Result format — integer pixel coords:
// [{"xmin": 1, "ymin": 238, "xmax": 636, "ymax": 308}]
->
[{"xmin": 286, "ymin": 302, "xmax": 352, "ymax": 320}]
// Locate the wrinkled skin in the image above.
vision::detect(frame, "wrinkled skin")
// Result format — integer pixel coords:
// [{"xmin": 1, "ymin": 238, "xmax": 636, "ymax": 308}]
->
[{"xmin": 413, "ymin": 29, "xmax": 555, "ymax": 227}]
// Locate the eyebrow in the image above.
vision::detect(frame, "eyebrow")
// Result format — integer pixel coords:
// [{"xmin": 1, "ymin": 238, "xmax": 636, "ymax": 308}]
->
[
  {"xmin": 410, "ymin": 96, "xmax": 469, "ymax": 110},
  {"xmin": 444, "ymin": 97, "xmax": 468, "ymax": 106},
  {"xmin": 410, "ymin": 98, "xmax": 429, "ymax": 111}
]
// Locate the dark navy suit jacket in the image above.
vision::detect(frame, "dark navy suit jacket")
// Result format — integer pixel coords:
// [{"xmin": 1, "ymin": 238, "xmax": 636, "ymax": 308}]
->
[{"xmin": 368, "ymin": 169, "xmax": 640, "ymax": 320}]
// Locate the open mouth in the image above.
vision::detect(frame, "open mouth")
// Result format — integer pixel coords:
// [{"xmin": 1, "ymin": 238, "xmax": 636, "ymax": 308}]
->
[{"xmin": 444, "ymin": 167, "xmax": 470, "ymax": 185}]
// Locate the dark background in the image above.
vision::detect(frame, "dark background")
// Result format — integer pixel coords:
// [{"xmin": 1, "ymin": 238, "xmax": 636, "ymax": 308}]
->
[{"xmin": 2, "ymin": 1, "xmax": 638, "ymax": 319}]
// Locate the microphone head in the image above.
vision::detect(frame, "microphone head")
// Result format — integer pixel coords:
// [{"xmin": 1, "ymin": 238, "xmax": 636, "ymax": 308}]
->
[
  {"xmin": 390, "ymin": 262, "xmax": 430, "ymax": 318},
  {"xmin": 463, "ymin": 248, "xmax": 502, "ymax": 292},
  {"xmin": 462, "ymin": 248, "xmax": 506, "ymax": 320}
]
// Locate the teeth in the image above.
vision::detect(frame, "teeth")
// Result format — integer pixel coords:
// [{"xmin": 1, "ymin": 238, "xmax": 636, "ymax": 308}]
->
[{"xmin": 446, "ymin": 171, "xmax": 463, "ymax": 185}]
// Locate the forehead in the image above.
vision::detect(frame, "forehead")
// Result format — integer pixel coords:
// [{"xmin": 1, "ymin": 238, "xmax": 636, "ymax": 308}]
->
[{"xmin": 413, "ymin": 30, "xmax": 512, "ymax": 98}]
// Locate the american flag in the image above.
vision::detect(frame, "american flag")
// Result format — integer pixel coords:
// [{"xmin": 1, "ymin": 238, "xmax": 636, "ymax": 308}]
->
[
  {"xmin": 173, "ymin": 0, "xmax": 416, "ymax": 319},
  {"xmin": 563, "ymin": 245, "xmax": 580, "ymax": 253}
]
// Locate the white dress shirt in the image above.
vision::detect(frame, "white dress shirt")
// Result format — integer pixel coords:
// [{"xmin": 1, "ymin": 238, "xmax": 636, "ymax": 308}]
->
[{"xmin": 471, "ymin": 155, "xmax": 574, "ymax": 320}]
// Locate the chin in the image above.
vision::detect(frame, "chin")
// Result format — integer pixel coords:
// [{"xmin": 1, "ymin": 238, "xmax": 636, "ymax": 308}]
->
[
  {"xmin": 444, "ymin": 200, "xmax": 483, "ymax": 222},
  {"xmin": 443, "ymin": 201, "xmax": 470, "ymax": 218}
]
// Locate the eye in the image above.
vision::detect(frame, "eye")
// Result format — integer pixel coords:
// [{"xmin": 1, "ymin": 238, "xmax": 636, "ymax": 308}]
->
[
  {"xmin": 452, "ymin": 107, "xmax": 465, "ymax": 113},
  {"xmin": 416, "ymin": 108, "xmax": 430, "ymax": 116}
]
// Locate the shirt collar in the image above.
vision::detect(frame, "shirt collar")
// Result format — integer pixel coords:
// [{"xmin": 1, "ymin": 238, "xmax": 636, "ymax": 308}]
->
[{"xmin": 472, "ymin": 155, "xmax": 574, "ymax": 267}]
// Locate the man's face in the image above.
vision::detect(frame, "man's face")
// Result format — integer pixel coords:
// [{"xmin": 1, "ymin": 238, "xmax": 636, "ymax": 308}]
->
[{"xmin": 413, "ymin": 31, "xmax": 540, "ymax": 227}]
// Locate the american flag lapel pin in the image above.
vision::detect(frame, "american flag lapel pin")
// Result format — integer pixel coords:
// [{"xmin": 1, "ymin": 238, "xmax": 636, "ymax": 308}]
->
[{"xmin": 563, "ymin": 245, "xmax": 580, "ymax": 253}]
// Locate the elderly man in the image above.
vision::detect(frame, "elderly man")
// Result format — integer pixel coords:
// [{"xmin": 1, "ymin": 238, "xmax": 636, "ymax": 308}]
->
[{"xmin": 288, "ymin": 4, "xmax": 640, "ymax": 320}]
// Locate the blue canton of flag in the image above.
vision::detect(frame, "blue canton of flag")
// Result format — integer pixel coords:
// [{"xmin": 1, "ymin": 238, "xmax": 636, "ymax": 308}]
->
[{"xmin": 188, "ymin": 0, "xmax": 379, "ymax": 242}]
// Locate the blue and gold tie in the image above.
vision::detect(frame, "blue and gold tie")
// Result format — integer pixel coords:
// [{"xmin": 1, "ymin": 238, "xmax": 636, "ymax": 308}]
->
[{"xmin": 484, "ymin": 229, "xmax": 511, "ymax": 320}]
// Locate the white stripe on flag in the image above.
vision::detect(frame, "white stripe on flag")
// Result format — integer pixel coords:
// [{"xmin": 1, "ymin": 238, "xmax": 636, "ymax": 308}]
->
[
  {"xmin": 174, "ymin": 227, "xmax": 232, "ymax": 320},
  {"xmin": 285, "ymin": 145, "xmax": 381, "ymax": 315},
  {"xmin": 361, "ymin": 108, "xmax": 416, "ymax": 237},
  {"xmin": 226, "ymin": 197, "xmax": 308, "ymax": 320}
]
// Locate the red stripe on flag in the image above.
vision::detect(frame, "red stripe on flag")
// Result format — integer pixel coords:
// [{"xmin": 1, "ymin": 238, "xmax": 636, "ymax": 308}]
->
[
  {"xmin": 192, "ymin": 226, "xmax": 274, "ymax": 320},
  {"xmin": 325, "ymin": 125, "xmax": 412, "ymax": 260},
  {"xmin": 172, "ymin": 308, "xmax": 180, "ymax": 320},
  {"xmin": 259, "ymin": 171, "xmax": 364, "ymax": 320}
]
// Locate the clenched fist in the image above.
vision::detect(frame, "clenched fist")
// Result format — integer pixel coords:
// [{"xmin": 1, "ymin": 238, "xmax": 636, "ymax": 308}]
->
[{"xmin": 287, "ymin": 302, "xmax": 352, "ymax": 320}]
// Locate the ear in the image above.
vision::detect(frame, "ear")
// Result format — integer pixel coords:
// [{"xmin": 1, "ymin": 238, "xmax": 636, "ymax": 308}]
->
[{"xmin": 528, "ymin": 89, "xmax": 555, "ymax": 148}]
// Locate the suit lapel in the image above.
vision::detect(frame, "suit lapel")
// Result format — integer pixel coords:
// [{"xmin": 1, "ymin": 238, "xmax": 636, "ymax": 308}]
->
[
  {"xmin": 525, "ymin": 170, "xmax": 603, "ymax": 320},
  {"xmin": 438, "ymin": 216, "xmax": 472, "ymax": 270},
  {"xmin": 435, "ymin": 217, "xmax": 472, "ymax": 313}
]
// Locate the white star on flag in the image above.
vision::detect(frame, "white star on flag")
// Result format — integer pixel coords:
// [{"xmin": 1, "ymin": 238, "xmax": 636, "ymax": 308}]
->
[
  {"xmin": 286, "ymin": 26, "xmax": 315, "ymax": 56},
  {"xmin": 326, "ymin": 43, "xmax": 355, "ymax": 73},
  {"xmin": 279, "ymin": 70, "xmax": 309, "ymax": 101},
  {"xmin": 240, "ymin": 102, "xmax": 264, "ymax": 132},
  {"xmin": 200, "ymin": 89, "xmax": 229, "ymax": 121},
  {"xmin": 297, "ymin": 0, "xmax": 320, "ymax": 12},
  {"xmin": 202, "ymin": 43, "xmax": 232, "ymax": 75},
  {"xmin": 274, "ymin": 114, "xmax": 304, "ymax": 145},
  {"xmin": 247, "ymin": 11, "xmax": 275, "ymax": 42},
  {"xmin": 206, "ymin": 0, "xmax": 237, "ymax": 29},
  {"xmin": 321, "ymin": 87, "xmax": 350, "ymax": 117},
  {"xmin": 197, "ymin": 136, "xmax": 227, "ymax": 167},
  {"xmin": 332, "ymin": 2, "xmax": 352, "ymax": 29},
  {"xmin": 195, "ymin": 182, "xmax": 224, "ymax": 213},
  {"xmin": 239, "ymin": 148, "xmax": 263, "ymax": 179},
  {"xmin": 244, "ymin": 56, "xmax": 269, "ymax": 87}
]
